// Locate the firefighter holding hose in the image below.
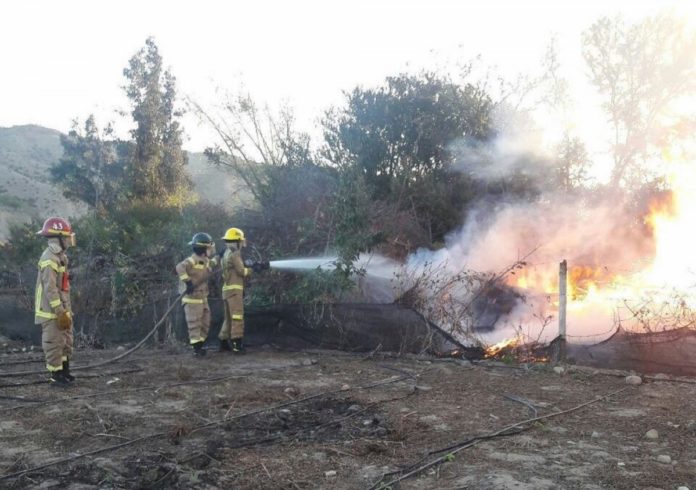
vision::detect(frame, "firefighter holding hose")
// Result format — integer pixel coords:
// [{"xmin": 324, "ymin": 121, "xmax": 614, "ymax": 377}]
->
[
  {"xmin": 218, "ymin": 227, "xmax": 268, "ymax": 353},
  {"xmin": 176, "ymin": 232, "xmax": 219, "ymax": 357},
  {"xmin": 34, "ymin": 217, "xmax": 76, "ymax": 387}
]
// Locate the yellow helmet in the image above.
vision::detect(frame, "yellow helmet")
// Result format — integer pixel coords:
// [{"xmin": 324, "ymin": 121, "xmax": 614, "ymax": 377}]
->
[{"xmin": 222, "ymin": 227, "xmax": 245, "ymax": 242}]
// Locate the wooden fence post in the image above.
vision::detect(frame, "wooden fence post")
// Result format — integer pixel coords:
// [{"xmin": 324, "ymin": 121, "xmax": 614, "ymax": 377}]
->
[{"xmin": 556, "ymin": 259, "xmax": 568, "ymax": 362}]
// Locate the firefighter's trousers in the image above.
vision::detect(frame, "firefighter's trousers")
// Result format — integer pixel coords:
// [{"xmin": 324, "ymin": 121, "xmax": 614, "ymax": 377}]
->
[
  {"xmin": 41, "ymin": 319, "xmax": 73, "ymax": 372},
  {"xmin": 184, "ymin": 300, "xmax": 211, "ymax": 344},
  {"xmin": 219, "ymin": 291, "xmax": 244, "ymax": 340}
]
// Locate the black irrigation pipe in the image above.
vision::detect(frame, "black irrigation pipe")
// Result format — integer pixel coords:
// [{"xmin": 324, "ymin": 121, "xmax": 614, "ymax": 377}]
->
[
  {"xmin": 0, "ymin": 356, "xmax": 46, "ymax": 367},
  {"xmin": 0, "ymin": 292, "xmax": 185, "ymax": 378},
  {"xmin": 0, "ymin": 361, "xmax": 317, "ymax": 412},
  {"xmin": 368, "ymin": 386, "xmax": 631, "ymax": 490},
  {"xmin": 0, "ymin": 367, "xmax": 143, "ymax": 389},
  {"xmin": 0, "ymin": 371, "xmax": 419, "ymax": 481}
]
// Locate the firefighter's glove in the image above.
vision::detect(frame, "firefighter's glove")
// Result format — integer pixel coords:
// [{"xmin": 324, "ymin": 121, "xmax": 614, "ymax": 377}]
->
[
  {"xmin": 185, "ymin": 281, "xmax": 195, "ymax": 294},
  {"xmin": 57, "ymin": 311, "xmax": 73, "ymax": 331},
  {"xmin": 243, "ymin": 259, "xmax": 254, "ymax": 268}
]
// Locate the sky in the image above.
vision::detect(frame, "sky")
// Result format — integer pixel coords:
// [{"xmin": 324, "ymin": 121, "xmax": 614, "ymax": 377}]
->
[{"xmin": 1, "ymin": 0, "xmax": 693, "ymax": 153}]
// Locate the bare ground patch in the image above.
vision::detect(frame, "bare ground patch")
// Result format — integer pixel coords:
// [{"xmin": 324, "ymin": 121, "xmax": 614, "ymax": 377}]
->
[{"xmin": 1, "ymin": 346, "xmax": 695, "ymax": 489}]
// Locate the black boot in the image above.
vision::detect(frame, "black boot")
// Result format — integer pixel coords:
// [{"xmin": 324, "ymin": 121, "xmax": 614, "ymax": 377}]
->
[
  {"xmin": 231, "ymin": 338, "xmax": 245, "ymax": 354},
  {"xmin": 62, "ymin": 359, "xmax": 75, "ymax": 382},
  {"xmin": 219, "ymin": 339, "xmax": 232, "ymax": 352},
  {"xmin": 49, "ymin": 370, "xmax": 71, "ymax": 387},
  {"xmin": 193, "ymin": 341, "xmax": 207, "ymax": 357}
]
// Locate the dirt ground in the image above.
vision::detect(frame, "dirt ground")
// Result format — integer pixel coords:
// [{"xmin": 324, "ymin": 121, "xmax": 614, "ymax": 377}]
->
[{"xmin": 0, "ymin": 344, "xmax": 695, "ymax": 490}]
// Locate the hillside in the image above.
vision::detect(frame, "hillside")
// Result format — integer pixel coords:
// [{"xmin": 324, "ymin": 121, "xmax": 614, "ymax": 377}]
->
[
  {"xmin": 0, "ymin": 125, "xmax": 85, "ymax": 240},
  {"xmin": 0, "ymin": 125, "xmax": 246, "ymax": 240}
]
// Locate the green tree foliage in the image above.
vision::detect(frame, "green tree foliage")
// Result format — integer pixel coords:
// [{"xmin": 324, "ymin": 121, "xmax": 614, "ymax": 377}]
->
[
  {"xmin": 50, "ymin": 116, "xmax": 130, "ymax": 212},
  {"xmin": 583, "ymin": 13, "xmax": 696, "ymax": 188},
  {"xmin": 323, "ymin": 72, "xmax": 492, "ymax": 195},
  {"xmin": 124, "ymin": 37, "xmax": 191, "ymax": 205},
  {"xmin": 322, "ymin": 72, "xmax": 494, "ymax": 248}
]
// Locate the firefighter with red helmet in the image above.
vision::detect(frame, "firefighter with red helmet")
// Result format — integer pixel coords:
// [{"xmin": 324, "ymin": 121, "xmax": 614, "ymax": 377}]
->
[
  {"xmin": 35, "ymin": 217, "xmax": 76, "ymax": 386},
  {"xmin": 176, "ymin": 233, "xmax": 219, "ymax": 356}
]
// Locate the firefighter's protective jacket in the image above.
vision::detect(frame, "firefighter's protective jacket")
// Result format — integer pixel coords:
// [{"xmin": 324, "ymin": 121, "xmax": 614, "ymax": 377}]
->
[
  {"xmin": 221, "ymin": 248, "xmax": 250, "ymax": 299},
  {"xmin": 176, "ymin": 254, "xmax": 218, "ymax": 304},
  {"xmin": 34, "ymin": 245, "xmax": 71, "ymax": 324}
]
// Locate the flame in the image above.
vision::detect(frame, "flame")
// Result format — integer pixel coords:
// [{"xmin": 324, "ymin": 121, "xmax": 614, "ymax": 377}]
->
[
  {"xmin": 494, "ymin": 150, "xmax": 696, "ymax": 342},
  {"xmin": 484, "ymin": 336, "xmax": 520, "ymax": 358},
  {"xmin": 484, "ymin": 336, "xmax": 550, "ymax": 363}
]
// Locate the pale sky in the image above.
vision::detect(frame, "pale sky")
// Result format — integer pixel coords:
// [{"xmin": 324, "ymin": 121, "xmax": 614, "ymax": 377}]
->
[{"xmin": 1, "ymin": 0, "xmax": 693, "ymax": 153}]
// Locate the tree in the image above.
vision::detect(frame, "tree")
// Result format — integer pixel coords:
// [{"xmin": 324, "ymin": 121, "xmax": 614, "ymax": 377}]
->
[
  {"xmin": 555, "ymin": 133, "xmax": 590, "ymax": 191},
  {"xmin": 123, "ymin": 37, "xmax": 190, "ymax": 204},
  {"xmin": 192, "ymin": 94, "xmax": 312, "ymax": 203},
  {"xmin": 583, "ymin": 13, "xmax": 696, "ymax": 188},
  {"xmin": 322, "ymin": 72, "xmax": 493, "ymax": 246},
  {"xmin": 51, "ymin": 115, "xmax": 129, "ymax": 212}
]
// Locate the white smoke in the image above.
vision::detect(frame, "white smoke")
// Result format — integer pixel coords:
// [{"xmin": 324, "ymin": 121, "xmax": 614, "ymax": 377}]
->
[{"xmin": 381, "ymin": 114, "xmax": 654, "ymax": 344}]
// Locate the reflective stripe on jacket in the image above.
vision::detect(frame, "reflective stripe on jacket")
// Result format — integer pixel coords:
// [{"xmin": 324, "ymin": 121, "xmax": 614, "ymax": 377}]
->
[
  {"xmin": 34, "ymin": 247, "xmax": 70, "ymax": 324},
  {"xmin": 175, "ymin": 254, "xmax": 218, "ymax": 303},
  {"xmin": 221, "ymin": 248, "xmax": 250, "ymax": 299}
]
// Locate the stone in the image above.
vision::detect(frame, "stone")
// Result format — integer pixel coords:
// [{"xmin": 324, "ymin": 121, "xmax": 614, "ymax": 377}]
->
[
  {"xmin": 415, "ymin": 385, "xmax": 433, "ymax": 392},
  {"xmin": 361, "ymin": 465, "xmax": 392, "ymax": 481},
  {"xmin": 419, "ymin": 415, "xmax": 440, "ymax": 426},
  {"xmin": 591, "ymin": 431, "xmax": 600, "ymax": 439},
  {"xmin": 116, "ymin": 345, "xmax": 126, "ymax": 351},
  {"xmin": 653, "ymin": 373, "xmax": 669, "ymax": 380},
  {"xmin": 324, "ymin": 470, "xmax": 337, "ymax": 478},
  {"xmin": 677, "ymin": 487, "xmax": 689, "ymax": 490},
  {"xmin": 645, "ymin": 429, "xmax": 659, "ymax": 440},
  {"xmin": 36, "ymin": 481, "xmax": 62, "ymax": 489},
  {"xmin": 657, "ymin": 455, "xmax": 671, "ymax": 464},
  {"xmin": 347, "ymin": 404, "xmax": 362, "ymax": 413},
  {"xmin": 341, "ymin": 384, "xmax": 351, "ymax": 391},
  {"xmin": 625, "ymin": 375, "xmax": 642, "ymax": 385},
  {"xmin": 284, "ymin": 387, "xmax": 300, "ymax": 397},
  {"xmin": 553, "ymin": 366, "xmax": 565, "ymax": 375}
]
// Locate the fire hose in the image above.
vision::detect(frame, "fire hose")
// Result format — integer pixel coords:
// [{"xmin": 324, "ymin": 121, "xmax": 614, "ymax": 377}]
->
[{"xmin": 0, "ymin": 291, "xmax": 185, "ymax": 378}]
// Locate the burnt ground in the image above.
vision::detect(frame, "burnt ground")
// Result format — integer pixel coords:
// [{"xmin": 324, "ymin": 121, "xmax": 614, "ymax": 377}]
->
[{"xmin": 0, "ymin": 345, "xmax": 695, "ymax": 490}]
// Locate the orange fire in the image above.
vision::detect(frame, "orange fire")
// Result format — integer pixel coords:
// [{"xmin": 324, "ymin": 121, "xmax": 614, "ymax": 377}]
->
[
  {"xmin": 643, "ymin": 191, "xmax": 676, "ymax": 232},
  {"xmin": 484, "ymin": 336, "xmax": 550, "ymax": 362},
  {"xmin": 503, "ymin": 158, "xmax": 696, "ymax": 338},
  {"xmin": 505, "ymin": 187, "xmax": 683, "ymax": 304},
  {"xmin": 484, "ymin": 336, "xmax": 519, "ymax": 358},
  {"xmin": 506, "ymin": 264, "xmax": 616, "ymax": 300}
]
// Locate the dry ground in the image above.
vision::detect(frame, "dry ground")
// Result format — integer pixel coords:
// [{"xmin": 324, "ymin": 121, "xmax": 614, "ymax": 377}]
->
[{"xmin": 0, "ymin": 345, "xmax": 695, "ymax": 489}]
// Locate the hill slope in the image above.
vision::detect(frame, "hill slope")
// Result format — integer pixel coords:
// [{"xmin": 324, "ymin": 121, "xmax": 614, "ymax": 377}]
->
[
  {"xmin": 0, "ymin": 125, "xmax": 85, "ymax": 240},
  {"xmin": 0, "ymin": 125, "xmax": 247, "ymax": 240}
]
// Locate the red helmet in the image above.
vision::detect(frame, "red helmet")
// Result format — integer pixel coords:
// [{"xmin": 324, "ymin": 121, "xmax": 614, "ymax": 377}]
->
[{"xmin": 37, "ymin": 217, "xmax": 74, "ymax": 237}]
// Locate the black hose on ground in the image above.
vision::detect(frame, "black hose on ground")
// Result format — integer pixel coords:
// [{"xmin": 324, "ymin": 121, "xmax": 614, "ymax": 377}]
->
[{"xmin": 0, "ymin": 292, "xmax": 185, "ymax": 378}]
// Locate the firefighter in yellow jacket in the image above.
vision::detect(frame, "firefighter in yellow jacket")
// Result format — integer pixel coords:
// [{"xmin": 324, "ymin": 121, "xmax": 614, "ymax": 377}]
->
[
  {"xmin": 176, "ymin": 233, "xmax": 218, "ymax": 356},
  {"xmin": 218, "ymin": 227, "xmax": 268, "ymax": 353},
  {"xmin": 35, "ymin": 217, "xmax": 76, "ymax": 387}
]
